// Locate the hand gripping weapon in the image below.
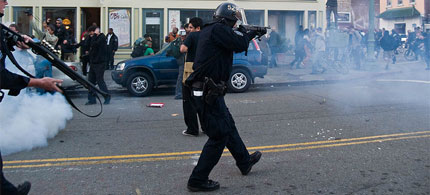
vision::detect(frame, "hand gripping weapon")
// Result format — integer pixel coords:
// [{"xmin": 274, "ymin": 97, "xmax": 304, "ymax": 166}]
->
[{"xmin": 1, "ymin": 23, "xmax": 108, "ymax": 117}]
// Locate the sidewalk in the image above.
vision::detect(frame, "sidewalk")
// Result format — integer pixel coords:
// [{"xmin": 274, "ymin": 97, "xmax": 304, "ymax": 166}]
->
[{"xmin": 76, "ymin": 57, "xmax": 427, "ymax": 94}]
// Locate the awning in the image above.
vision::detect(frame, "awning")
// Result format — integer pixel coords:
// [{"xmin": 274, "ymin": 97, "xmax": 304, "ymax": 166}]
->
[{"xmin": 378, "ymin": 6, "xmax": 421, "ymax": 19}]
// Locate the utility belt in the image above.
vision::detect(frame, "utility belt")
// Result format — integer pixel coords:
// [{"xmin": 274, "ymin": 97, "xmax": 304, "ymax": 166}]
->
[{"xmin": 191, "ymin": 77, "xmax": 227, "ymax": 104}]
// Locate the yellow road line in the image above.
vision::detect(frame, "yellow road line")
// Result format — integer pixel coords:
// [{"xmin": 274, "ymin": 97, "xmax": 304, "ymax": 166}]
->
[
  {"xmin": 4, "ymin": 131, "xmax": 430, "ymax": 165},
  {"xmin": 4, "ymin": 134, "xmax": 430, "ymax": 169}
]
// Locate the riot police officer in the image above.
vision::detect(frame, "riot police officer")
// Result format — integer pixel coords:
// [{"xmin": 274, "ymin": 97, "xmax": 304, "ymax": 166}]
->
[
  {"xmin": 185, "ymin": 3, "xmax": 265, "ymax": 192},
  {"xmin": 0, "ymin": 1, "xmax": 63, "ymax": 194}
]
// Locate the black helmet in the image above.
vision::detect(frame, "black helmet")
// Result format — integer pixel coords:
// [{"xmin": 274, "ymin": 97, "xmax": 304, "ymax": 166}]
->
[{"xmin": 214, "ymin": 3, "xmax": 242, "ymax": 21}]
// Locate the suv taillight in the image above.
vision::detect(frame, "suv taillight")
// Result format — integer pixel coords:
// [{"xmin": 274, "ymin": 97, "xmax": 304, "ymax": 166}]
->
[{"xmin": 69, "ymin": 65, "xmax": 78, "ymax": 71}]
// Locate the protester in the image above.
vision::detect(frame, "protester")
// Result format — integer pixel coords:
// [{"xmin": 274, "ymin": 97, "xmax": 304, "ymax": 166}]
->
[
  {"xmin": 311, "ymin": 28, "xmax": 326, "ymax": 74},
  {"xmin": 349, "ymin": 28, "xmax": 362, "ymax": 70},
  {"xmin": 86, "ymin": 26, "xmax": 111, "ymax": 105},
  {"xmin": 167, "ymin": 27, "xmax": 179, "ymax": 43},
  {"xmin": 326, "ymin": 0, "xmax": 338, "ymax": 28},
  {"xmin": 131, "ymin": 34, "xmax": 151, "ymax": 58},
  {"xmin": 167, "ymin": 36, "xmax": 185, "ymax": 99},
  {"xmin": 375, "ymin": 29, "xmax": 383, "ymax": 59},
  {"xmin": 54, "ymin": 18, "xmax": 69, "ymax": 54},
  {"xmin": 28, "ymin": 14, "xmax": 58, "ymax": 93},
  {"xmin": 106, "ymin": 28, "xmax": 118, "ymax": 70},
  {"xmin": 61, "ymin": 29, "xmax": 77, "ymax": 62},
  {"xmin": 76, "ymin": 28, "xmax": 91, "ymax": 76},
  {"xmin": 391, "ymin": 29, "xmax": 401, "ymax": 64},
  {"xmin": 162, "ymin": 36, "xmax": 170, "ymax": 49},
  {"xmin": 268, "ymin": 28, "xmax": 281, "ymax": 68},
  {"xmin": 290, "ymin": 26, "xmax": 305, "ymax": 69},
  {"xmin": 180, "ymin": 17, "xmax": 204, "ymax": 136},
  {"xmin": 184, "ymin": 23, "xmax": 190, "ymax": 34},
  {"xmin": 380, "ymin": 30, "xmax": 395, "ymax": 70},
  {"xmin": 143, "ymin": 41, "xmax": 155, "ymax": 56}
]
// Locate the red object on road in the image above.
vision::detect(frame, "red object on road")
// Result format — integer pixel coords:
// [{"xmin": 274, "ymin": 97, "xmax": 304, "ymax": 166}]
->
[{"xmin": 147, "ymin": 103, "xmax": 165, "ymax": 108}]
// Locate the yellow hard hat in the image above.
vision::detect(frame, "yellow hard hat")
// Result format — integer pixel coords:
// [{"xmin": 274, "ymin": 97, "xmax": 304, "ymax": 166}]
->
[{"xmin": 63, "ymin": 18, "xmax": 71, "ymax": 25}]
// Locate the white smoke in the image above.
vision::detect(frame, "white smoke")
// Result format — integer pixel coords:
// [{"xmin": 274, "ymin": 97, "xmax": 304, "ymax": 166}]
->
[
  {"xmin": 0, "ymin": 92, "xmax": 73, "ymax": 155},
  {"xmin": 0, "ymin": 47, "xmax": 73, "ymax": 155}
]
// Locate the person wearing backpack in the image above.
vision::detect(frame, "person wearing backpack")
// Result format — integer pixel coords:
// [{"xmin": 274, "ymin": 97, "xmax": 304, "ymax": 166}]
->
[{"xmin": 167, "ymin": 37, "xmax": 185, "ymax": 99}]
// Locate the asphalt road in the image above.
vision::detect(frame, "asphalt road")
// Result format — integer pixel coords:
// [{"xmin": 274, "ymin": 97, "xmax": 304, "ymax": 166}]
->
[{"xmin": 3, "ymin": 70, "xmax": 430, "ymax": 195}]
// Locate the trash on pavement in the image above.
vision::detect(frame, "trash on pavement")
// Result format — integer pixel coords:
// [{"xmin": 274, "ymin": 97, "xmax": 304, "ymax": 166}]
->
[{"xmin": 147, "ymin": 103, "xmax": 165, "ymax": 108}]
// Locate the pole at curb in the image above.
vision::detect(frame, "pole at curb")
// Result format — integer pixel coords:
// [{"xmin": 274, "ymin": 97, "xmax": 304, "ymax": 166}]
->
[{"xmin": 367, "ymin": 0, "xmax": 376, "ymax": 62}]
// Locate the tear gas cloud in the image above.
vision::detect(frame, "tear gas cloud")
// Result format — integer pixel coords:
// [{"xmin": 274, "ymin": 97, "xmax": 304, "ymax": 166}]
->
[
  {"xmin": 0, "ymin": 92, "xmax": 73, "ymax": 155},
  {"xmin": 0, "ymin": 48, "xmax": 73, "ymax": 156}
]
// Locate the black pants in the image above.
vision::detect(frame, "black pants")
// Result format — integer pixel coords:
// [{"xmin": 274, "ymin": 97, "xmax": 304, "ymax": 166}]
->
[
  {"xmin": 107, "ymin": 50, "xmax": 115, "ymax": 69},
  {"xmin": 1, "ymin": 151, "xmax": 19, "ymax": 195},
  {"xmin": 81, "ymin": 55, "xmax": 89, "ymax": 76},
  {"xmin": 290, "ymin": 49, "xmax": 305, "ymax": 68},
  {"xmin": 188, "ymin": 96, "xmax": 250, "ymax": 185},
  {"xmin": 182, "ymin": 85, "xmax": 204, "ymax": 135},
  {"xmin": 88, "ymin": 63, "xmax": 110, "ymax": 102}
]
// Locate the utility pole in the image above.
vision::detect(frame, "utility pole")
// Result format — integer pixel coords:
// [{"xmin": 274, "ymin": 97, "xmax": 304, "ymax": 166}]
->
[{"xmin": 367, "ymin": 0, "xmax": 376, "ymax": 61}]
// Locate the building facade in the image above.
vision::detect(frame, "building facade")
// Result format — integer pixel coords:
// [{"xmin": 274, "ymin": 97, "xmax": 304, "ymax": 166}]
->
[
  {"xmin": 334, "ymin": 0, "xmax": 380, "ymax": 31},
  {"xmin": 379, "ymin": 0, "xmax": 426, "ymax": 34},
  {"xmin": 3, "ymin": 0, "xmax": 326, "ymax": 59}
]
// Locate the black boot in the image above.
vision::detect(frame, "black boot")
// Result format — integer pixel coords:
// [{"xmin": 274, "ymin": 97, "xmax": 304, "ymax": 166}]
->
[
  {"xmin": 241, "ymin": 151, "xmax": 262, "ymax": 175},
  {"xmin": 187, "ymin": 180, "xmax": 220, "ymax": 192},
  {"xmin": 17, "ymin": 181, "xmax": 31, "ymax": 195},
  {"xmin": 104, "ymin": 95, "xmax": 111, "ymax": 105}
]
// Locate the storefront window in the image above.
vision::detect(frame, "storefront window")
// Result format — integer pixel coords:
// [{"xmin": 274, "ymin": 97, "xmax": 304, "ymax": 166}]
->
[
  {"xmin": 169, "ymin": 9, "xmax": 214, "ymax": 33},
  {"xmin": 245, "ymin": 10, "xmax": 264, "ymax": 26},
  {"xmin": 269, "ymin": 11, "xmax": 304, "ymax": 43},
  {"xmin": 13, "ymin": 7, "xmax": 32, "ymax": 35},
  {"xmin": 109, "ymin": 8, "xmax": 131, "ymax": 48},
  {"xmin": 43, "ymin": 7, "xmax": 76, "ymax": 37}
]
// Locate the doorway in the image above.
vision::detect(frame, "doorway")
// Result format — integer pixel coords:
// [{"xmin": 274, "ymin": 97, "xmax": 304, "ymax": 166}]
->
[
  {"xmin": 81, "ymin": 8, "xmax": 100, "ymax": 38},
  {"xmin": 143, "ymin": 9, "xmax": 163, "ymax": 53}
]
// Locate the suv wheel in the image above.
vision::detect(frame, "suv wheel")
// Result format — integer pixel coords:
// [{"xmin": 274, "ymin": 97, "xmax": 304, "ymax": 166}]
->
[
  {"xmin": 228, "ymin": 69, "xmax": 251, "ymax": 93},
  {"xmin": 126, "ymin": 72, "xmax": 154, "ymax": 97}
]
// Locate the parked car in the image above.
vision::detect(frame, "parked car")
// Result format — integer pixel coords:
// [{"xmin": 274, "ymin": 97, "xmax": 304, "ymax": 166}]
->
[
  {"xmin": 112, "ymin": 39, "xmax": 267, "ymax": 97},
  {"xmin": 52, "ymin": 62, "xmax": 83, "ymax": 89}
]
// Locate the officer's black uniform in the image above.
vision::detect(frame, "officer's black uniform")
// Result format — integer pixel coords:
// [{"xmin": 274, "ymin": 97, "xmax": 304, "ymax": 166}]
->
[
  {"xmin": 185, "ymin": 3, "xmax": 262, "ymax": 192},
  {"xmin": 0, "ymin": 24, "xmax": 31, "ymax": 195}
]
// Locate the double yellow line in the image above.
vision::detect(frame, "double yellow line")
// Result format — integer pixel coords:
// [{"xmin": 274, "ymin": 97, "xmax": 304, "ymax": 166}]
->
[{"xmin": 4, "ymin": 131, "xmax": 430, "ymax": 169}]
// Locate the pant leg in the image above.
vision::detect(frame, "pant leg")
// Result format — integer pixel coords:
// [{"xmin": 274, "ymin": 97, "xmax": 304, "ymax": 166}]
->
[
  {"xmin": 81, "ymin": 56, "xmax": 89, "ymax": 76},
  {"xmin": 183, "ymin": 85, "xmax": 199, "ymax": 135},
  {"xmin": 426, "ymin": 54, "xmax": 430, "ymax": 68},
  {"xmin": 1, "ymin": 151, "xmax": 19, "ymax": 195},
  {"xmin": 94, "ymin": 63, "xmax": 110, "ymax": 96},
  {"xmin": 175, "ymin": 64, "xmax": 184, "ymax": 98},
  {"xmin": 326, "ymin": 7, "xmax": 332, "ymax": 27},
  {"xmin": 188, "ymin": 97, "xmax": 250, "ymax": 185},
  {"xmin": 333, "ymin": 7, "xmax": 338, "ymax": 27},
  {"xmin": 87, "ymin": 66, "xmax": 97, "ymax": 102}
]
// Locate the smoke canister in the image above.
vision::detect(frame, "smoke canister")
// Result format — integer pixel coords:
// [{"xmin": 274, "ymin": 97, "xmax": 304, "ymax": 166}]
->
[{"xmin": 147, "ymin": 103, "xmax": 165, "ymax": 108}]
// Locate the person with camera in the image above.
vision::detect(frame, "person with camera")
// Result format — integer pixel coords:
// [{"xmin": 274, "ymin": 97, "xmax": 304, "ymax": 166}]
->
[
  {"xmin": 184, "ymin": 3, "xmax": 264, "ymax": 192},
  {"xmin": 0, "ymin": 1, "xmax": 63, "ymax": 195}
]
